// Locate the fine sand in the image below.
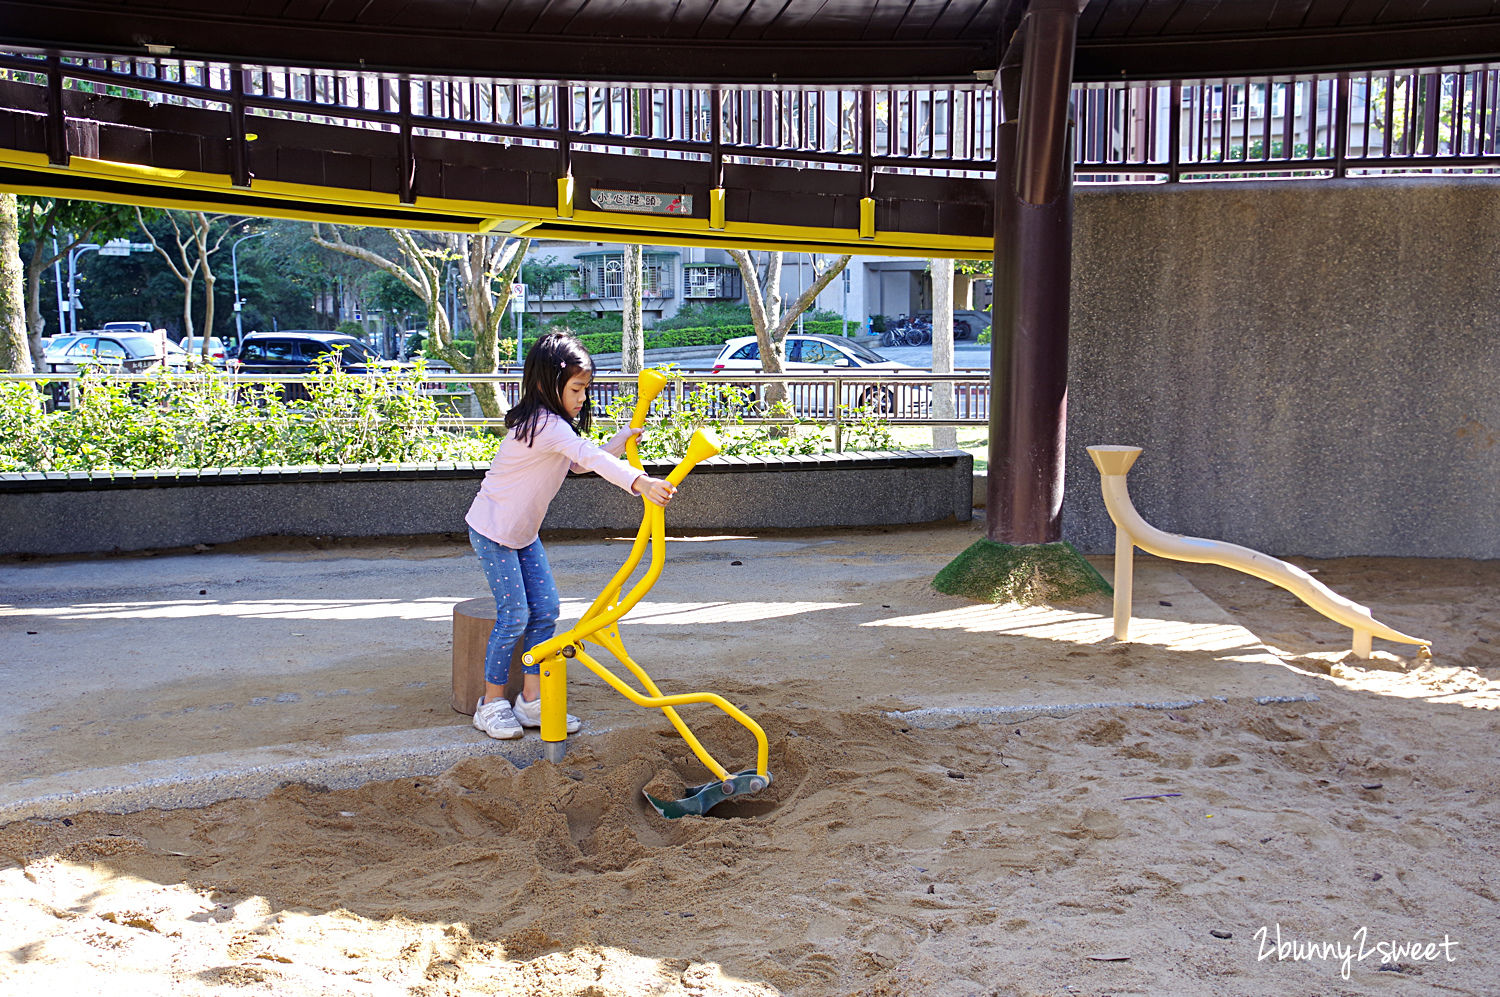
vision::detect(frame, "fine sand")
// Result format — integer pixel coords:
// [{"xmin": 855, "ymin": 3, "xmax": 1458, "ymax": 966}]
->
[{"xmin": 1, "ymin": 525, "xmax": 1496, "ymax": 996}]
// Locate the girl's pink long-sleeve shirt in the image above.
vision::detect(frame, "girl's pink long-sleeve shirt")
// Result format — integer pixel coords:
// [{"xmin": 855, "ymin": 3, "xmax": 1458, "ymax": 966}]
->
[{"xmin": 466, "ymin": 413, "xmax": 642, "ymax": 548}]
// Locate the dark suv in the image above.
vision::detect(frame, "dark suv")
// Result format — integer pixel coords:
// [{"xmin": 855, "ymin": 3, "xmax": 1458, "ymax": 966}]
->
[{"xmin": 233, "ymin": 331, "xmax": 383, "ymax": 400}]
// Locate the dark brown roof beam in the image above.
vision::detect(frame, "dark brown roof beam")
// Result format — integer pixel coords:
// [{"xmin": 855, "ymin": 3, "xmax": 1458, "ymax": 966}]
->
[
  {"xmin": 1074, "ymin": 19, "xmax": 1500, "ymax": 82},
  {"xmin": 0, "ymin": 9, "xmax": 1001, "ymax": 85}
]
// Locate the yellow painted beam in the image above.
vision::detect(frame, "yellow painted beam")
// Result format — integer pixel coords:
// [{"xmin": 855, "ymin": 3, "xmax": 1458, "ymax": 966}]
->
[{"xmin": 0, "ymin": 151, "xmax": 995, "ymax": 257}]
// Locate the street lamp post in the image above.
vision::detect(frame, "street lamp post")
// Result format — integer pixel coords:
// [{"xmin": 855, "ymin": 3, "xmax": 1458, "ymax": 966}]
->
[
  {"xmin": 66, "ymin": 243, "xmax": 101, "ymax": 334},
  {"xmin": 231, "ymin": 231, "xmax": 264, "ymax": 344},
  {"xmin": 842, "ymin": 267, "xmax": 850, "ymax": 336},
  {"xmin": 65, "ymin": 238, "xmax": 154, "ymax": 334},
  {"xmin": 52, "ymin": 239, "xmax": 66, "ymax": 335}
]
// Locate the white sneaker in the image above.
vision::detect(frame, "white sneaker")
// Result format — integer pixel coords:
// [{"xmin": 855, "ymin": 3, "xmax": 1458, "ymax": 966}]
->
[
  {"xmin": 512, "ymin": 693, "xmax": 581, "ymax": 734},
  {"xmin": 473, "ymin": 696, "xmax": 523, "ymax": 740}
]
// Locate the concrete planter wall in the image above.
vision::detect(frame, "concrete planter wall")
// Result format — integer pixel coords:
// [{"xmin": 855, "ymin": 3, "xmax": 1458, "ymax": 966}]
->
[{"xmin": 0, "ymin": 450, "xmax": 973, "ymax": 557}]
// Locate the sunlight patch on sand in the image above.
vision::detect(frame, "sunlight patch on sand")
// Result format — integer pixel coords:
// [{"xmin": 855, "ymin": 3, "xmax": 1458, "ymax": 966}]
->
[
  {"xmin": 1, "ymin": 598, "xmax": 861, "ymax": 627},
  {"xmin": 1, "ymin": 856, "xmax": 778, "ymax": 995},
  {"xmin": 863, "ymin": 604, "xmax": 1276, "ymax": 657},
  {"xmin": 1, "ymin": 597, "xmax": 467, "ymax": 623},
  {"xmin": 613, "ymin": 601, "xmax": 860, "ymax": 625}
]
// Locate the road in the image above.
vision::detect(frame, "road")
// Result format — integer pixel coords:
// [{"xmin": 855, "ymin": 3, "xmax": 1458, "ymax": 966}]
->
[{"xmin": 598, "ymin": 335, "xmax": 993, "ymax": 372}]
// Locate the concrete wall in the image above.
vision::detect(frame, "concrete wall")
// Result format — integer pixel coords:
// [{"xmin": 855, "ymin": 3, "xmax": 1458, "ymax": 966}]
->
[
  {"xmin": 0, "ymin": 452, "xmax": 972, "ymax": 557},
  {"xmin": 1064, "ymin": 179, "xmax": 1500, "ymax": 558}
]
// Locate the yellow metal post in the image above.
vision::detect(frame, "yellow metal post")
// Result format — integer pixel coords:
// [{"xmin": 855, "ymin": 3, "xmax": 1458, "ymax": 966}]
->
[
  {"xmin": 710, "ymin": 187, "xmax": 726, "ymax": 230},
  {"xmin": 859, "ymin": 197, "xmax": 876, "ymax": 239},
  {"xmin": 538, "ymin": 649, "xmax": 569, "ymax": 759}
]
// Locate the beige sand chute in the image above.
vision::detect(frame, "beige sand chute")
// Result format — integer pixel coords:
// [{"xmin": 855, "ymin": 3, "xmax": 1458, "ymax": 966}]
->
[{"xmin": 1088, "ymin": 445, "xmax": 1430, "ymax": 660}]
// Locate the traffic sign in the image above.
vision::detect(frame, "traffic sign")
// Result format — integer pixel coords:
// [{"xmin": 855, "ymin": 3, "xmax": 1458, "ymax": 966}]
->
[{"xmin": 98, "ymin": 239, "xmax": 153, "ymax": 256}]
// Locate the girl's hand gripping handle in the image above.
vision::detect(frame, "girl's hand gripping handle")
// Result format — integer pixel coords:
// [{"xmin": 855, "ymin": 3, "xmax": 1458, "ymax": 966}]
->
[{"xmin": 626, "ymin": 369, "xmax": 669, "ymax": 471}]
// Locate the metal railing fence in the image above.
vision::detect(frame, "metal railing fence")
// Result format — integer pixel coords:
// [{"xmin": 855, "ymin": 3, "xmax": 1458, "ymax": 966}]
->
[
  {"xmin": 1076, "ymin": 65, "xmax": 1500, "ymax": 181},
  {"xmin": 4, "ymin": 46, "xmax": 1499, "ymax": 185}
]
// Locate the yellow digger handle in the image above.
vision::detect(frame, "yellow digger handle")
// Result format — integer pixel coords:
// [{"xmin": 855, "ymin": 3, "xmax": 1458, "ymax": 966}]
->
[
  {"xmin": 574, "ymin": 646, "xmax": 770, "ymax": 780},
  {"xmin": 527, "ymin": 427, "xmax": 722, "ymax": 663}
]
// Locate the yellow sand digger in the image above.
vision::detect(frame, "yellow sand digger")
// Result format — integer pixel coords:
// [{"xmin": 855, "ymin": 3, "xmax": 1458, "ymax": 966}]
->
[{"xmin": 522, "ymin": 369, "xmax": 772, "ymax": 818}]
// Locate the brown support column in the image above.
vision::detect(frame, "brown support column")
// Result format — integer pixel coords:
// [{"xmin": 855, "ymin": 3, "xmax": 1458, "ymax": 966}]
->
[{"xmin": 987, "ymin": 0, "xmax": 1082, "ymax": 545}]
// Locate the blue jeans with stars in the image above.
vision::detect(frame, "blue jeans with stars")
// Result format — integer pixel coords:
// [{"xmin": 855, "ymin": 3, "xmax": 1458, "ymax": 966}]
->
[{"xmin": 469, "ymin": 528, "xmax": 560, "ymax": 683}]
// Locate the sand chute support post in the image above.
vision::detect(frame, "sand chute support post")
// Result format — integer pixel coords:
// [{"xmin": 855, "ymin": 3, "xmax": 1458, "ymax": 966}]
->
[
  {"xmin": 1088, "ymin": 445, "xmax": 1430, "ymax": 660},
  {"xmin": 521, "ymin": 370, "xmax": 771, "ymax": 816}
]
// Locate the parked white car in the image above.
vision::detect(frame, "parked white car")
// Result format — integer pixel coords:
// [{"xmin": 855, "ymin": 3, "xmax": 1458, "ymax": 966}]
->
[
  {"xmin": 179, "ymin": 336, "xmax": 229, "ymax": 366},
  {"xmin": 710, "ymin": 334, "xmax": 907, "ymax": 373},
  {"xmin": 40, "ymin": 333, "xmax": 87, "ymax": 359},
  {"xmin": 709, "ymin": 334, "xmax": 929, "ymax": 416},
  {"xmin": 163, "ymin": 338, "xmax": 193, "ymax": 369},
  {"xmin": 45, "ymin": 332, "xmax": 168, "ymax": 373}
]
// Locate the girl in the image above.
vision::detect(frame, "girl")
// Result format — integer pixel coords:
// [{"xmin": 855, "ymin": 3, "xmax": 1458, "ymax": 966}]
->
[{"xmin": 466, "ymin": 332, "xmax": 677, "ymax": 740}]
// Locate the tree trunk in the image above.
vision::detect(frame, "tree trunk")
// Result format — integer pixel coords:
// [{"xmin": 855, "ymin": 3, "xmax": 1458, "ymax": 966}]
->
[
  {"xmin": 728, "ymin": 249, "xmax": 788, "ymax": 414},
  {"xmin": 201, "ymin": 272, "xmax": 216, "ymax": 350},
  {"xmin": 180, "ymin": 280, "xmax": 195, "ymax": 341},
  {"xmin": 0, "ymin": 195, "xmax": 32, "ymax": 374},
  {"xmin": 311, "ymin": 226, "xmax": 531, "ymax": 421},
  {"xmin": 621, "ymin": 244, "xmax": 643, "ymax": 374},
  {"xmin": 930, "ymin": 257, "xmax": 957, "ymax": 449},
  {"xmin": 24, "ymin": 251, "xmax": 47, "ymax": 368},
  {"xmin": 728, "ymin": 250, "xmax": 852, "ymax": 431},
  {"xmin": 460, "ymin": 234, "xmax": 527, "ymax": 421}
]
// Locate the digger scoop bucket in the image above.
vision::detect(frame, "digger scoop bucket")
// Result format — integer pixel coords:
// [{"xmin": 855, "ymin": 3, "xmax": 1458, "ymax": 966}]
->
[{"xmin": 646, "ymin": 769, "xmax": 773, "ymax": 819}]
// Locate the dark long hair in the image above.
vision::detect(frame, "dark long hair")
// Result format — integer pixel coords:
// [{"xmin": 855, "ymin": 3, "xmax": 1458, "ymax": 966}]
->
[{"xmin": 504, "ymin": 331, "xmax": 595, "ymax": 445}]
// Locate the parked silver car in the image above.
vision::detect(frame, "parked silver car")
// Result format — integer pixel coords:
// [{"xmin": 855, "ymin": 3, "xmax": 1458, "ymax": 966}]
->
[{"xmin": 45, "ymin": 333, "xmax": 169, "ymax": 373}]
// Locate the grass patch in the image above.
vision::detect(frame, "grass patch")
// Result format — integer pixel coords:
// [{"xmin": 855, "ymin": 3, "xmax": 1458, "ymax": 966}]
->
[
  {"xmin": 890, "ymin": 428, "xmax": 987, "ymax": 470},
  {"xmin": 933, "ymin": 539, "xmax": 1112, "ymax": 605}
]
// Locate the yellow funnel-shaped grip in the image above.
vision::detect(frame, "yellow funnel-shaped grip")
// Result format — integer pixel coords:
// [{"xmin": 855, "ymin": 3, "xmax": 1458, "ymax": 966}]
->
[
  {"xmin": 632, "ymin": 369, "xmax": 669, "ymax": 429},
  {"xmin": 667, "ymin": 429, "xmax": 721, "ymax": 486},
  {"xmin": 627, "ymin": 369, "xmax": 670, "ymax": 471}
]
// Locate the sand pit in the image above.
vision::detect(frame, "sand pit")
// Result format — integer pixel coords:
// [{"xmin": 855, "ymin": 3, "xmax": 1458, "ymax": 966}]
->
[{"xmin": 1, "ymin": 527, "xmax": 1496, "ymax": 995}]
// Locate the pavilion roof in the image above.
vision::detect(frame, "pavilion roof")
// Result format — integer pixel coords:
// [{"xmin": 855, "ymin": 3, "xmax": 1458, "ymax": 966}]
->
[{"xmin": 4, "ymin": 0, "xmax": 1500, "ymax": 86}]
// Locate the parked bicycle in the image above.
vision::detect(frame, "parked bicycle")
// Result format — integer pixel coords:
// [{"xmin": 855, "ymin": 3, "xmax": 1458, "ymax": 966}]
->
[{"xmin": 880, "ymin": 314, "xmax": 932, "ymax": 347}]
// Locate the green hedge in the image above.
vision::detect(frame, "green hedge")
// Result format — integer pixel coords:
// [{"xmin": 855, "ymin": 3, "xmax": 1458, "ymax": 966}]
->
[
  {"xmin": 521, "ymin": 320, "xmax": 860, "ymax": 358},
  {"xmin": 420, "ymin": 320, "xmax": 862, "ymax": 364}
]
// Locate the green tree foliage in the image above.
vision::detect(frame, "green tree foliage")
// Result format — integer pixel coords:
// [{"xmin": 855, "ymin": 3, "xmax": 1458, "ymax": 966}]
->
[
  {"xmin": 359, "ymin": 268, "xmax": 423, "ymax": 331},
  {"xmin": 17, "ymin": 197, "xmax": 154, "ymax": 363},
  {"xmin": 229, "ymin": 220, "xmax": 332, "ymax": 338},
  {"xmin": 520, "ymin": 256, "xmax": 579, "ymax": 300},
  {"xmin": 311, "ymin": 225, "xmax": 528, "ymax": 418}
]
